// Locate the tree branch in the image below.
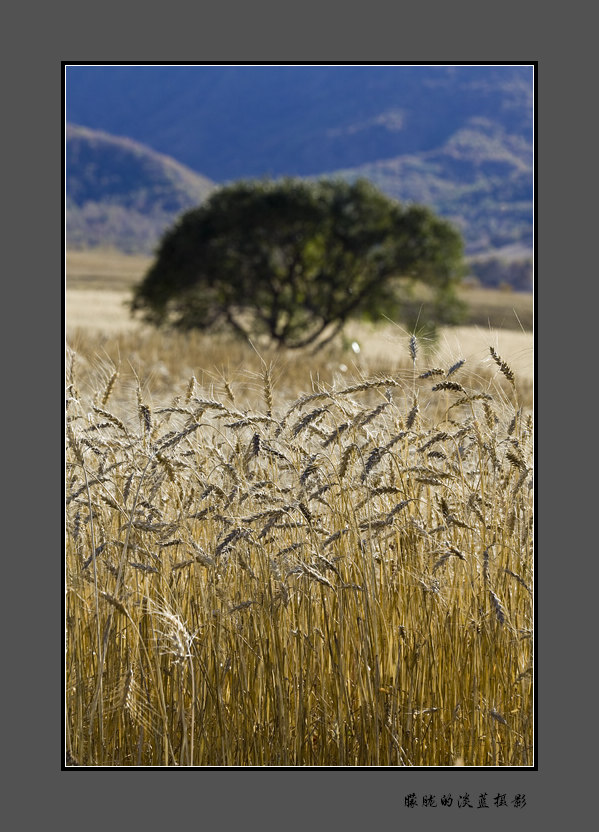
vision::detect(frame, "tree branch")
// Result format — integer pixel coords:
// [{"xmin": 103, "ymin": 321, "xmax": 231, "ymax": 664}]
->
[{"xmin": 224, "ymin": 309, "xmax": 252, "ymax": 342}]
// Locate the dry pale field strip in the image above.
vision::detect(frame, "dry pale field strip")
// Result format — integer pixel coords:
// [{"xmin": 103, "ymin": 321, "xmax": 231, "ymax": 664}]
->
[
  {"xmin": 66, "ymin": 249, "xmax": 153, "ymax": 290},
  {"xmin": 65, "ymin": 249, "xmax": 534, "ymax": 382},
  {"xmin": 66, "ymin": 285, "xmax": 533, "ymax": 387}
]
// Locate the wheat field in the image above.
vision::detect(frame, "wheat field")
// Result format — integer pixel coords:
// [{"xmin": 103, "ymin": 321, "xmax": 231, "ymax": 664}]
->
[{"xmin": 65, "ymin": 322, "xmax": 533, "ymax": 766}]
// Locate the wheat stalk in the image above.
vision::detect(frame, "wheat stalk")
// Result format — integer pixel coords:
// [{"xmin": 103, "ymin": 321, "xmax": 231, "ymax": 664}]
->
[{"xmin": 489, "ymin": 346, "xmax": 515, "ymax": 384}]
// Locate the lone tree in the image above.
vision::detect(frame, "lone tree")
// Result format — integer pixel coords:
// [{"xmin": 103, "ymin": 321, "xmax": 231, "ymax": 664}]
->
[{"xmin": 131, "ymin": 178, "xmax": 465, "ymax": 350}]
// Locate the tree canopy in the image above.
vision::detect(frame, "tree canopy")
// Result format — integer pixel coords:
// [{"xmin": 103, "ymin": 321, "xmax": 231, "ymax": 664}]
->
[{"xmin": 131, "ymin": 178, "xmax": 465, "ymax": 349}]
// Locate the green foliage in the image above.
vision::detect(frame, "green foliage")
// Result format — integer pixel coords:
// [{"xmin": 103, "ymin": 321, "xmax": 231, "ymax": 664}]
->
[{"xmin": 131, "ymin": 178, "xmax": 465, "ymax": 350}]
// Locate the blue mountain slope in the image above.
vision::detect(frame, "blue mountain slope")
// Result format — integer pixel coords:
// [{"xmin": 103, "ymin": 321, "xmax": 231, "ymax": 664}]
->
[
  {"xmin": 65, "ymin": 65, "xmax": 534, "ymax": 271},
  {"xmin": 65, "ymin": 65, "xmax": 533, "ymax": 181}
]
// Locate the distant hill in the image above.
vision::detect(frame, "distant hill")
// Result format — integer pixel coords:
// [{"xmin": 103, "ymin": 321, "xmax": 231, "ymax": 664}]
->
[
  {"xmin": 65, "ymin": 65, "xmax": 533, "ymax": 182},
  {"xmin": 65, "ymin": 65, "xmax": 534, "ymax": 284},
  {"xmin": 327, "ymin": 116, "xmax": 533, "ymax": 257},
  {"xmin": 65, "ymin": 124, "xmax": 215, "ymax": 252}
]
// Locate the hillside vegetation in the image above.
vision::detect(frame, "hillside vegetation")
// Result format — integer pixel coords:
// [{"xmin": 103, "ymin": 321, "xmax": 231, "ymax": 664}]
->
[
  {"xmin": 66, "ymin": 124, "xmax": 215, "ymax": 252},
  {"xmin": 332, "ymin": 118, "xmax": 533, "ymax": 259},
  {"xmin": 65, "ymin": 65, "xmax": 533, "ymax": 268},
  {"xmin": 66, "ymin": 66, "xmax": 533, "ymax": 182}
]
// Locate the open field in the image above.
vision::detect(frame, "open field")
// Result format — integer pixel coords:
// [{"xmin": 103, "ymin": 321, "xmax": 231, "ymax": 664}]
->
[
  {"xmin": 66, "ymin": 248, "xmax": 533, "ymax": 394},
  {"xmin": 66, "ymin": 337, "xmax": 533, "ymax": 766},
  {"xmin": 66, "ymin": 248, "xmax": 534, "ymax": 331},
  {"xmin": 65, "ymin": 248, "xmax": 533, "ymax": 767},
  {"xmin": 66, "ymin": 248, "xmax": 154, "ymax": 290}
]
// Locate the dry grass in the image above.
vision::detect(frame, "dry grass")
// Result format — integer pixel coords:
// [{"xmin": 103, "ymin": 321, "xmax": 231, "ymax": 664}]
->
[
  {"xmin": 65, "ymin": 330, "xmax": 533, "ymax": 767},
  {"xmin": 65, "ymin": 248, "xmax": 533, "ymax": 767},
  {"xmin": 66, "ymin": 247, "xmax": 534, "ymax": 333},
  {"xmin": 66, "ymin": 248, "xmax": 153, "ymax": 290},
  {"xmin": 65, "ymin": 324, "xmax": 533, "ymax": 420}
]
